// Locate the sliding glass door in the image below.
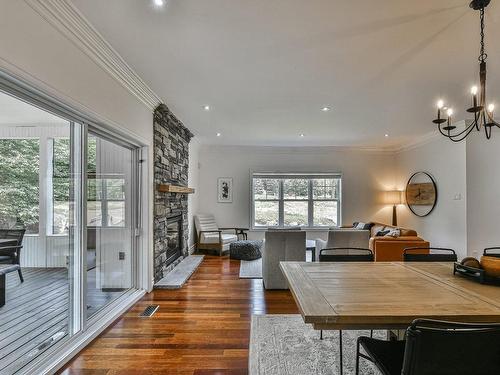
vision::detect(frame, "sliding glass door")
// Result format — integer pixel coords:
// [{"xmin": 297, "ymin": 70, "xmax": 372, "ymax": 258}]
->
[
  {"xmin": 0, "ymin": 83, "xmax": 140, "ymax": 372},
  {"xmin": 0, "ymin": 90, "xmax": 81, "ymax": 373},
  {"xmin": 86, "ymin": 133, "xmax": 136, "ymax": 317}
]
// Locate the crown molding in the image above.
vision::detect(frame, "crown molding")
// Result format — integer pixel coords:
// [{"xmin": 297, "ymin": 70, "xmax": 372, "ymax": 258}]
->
[
  {"xmin": 199, "ymin": 144, "xmax": 396, "ymax": 155},
  {"xmin": 394, "ymin": 120, "xmax": 470, "ymax": 153},
  {"xmin": 25, "ymin": 0, "xmax": 162, "ymax": 111},
  {"xmin": 393, "ymin": 130, "xmax": 441, "ymax": 153}
]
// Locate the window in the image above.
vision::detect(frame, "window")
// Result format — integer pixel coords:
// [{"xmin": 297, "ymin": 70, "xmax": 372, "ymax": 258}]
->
[
  {"xmin": 252, "ymin": 173, "xmax": 341, "ymax": 228},
  {"xmin": 0, "ymin": 139, "xmax": 40, "ymax": 234}
]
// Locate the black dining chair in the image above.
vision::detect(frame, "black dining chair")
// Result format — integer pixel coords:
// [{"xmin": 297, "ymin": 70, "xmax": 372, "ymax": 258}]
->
[
  {"xmin": 356, "ymin": 319, "xmax": 500, "ymax": 375},
  {"xmin": 403, "ymin": 247, "xmax": 457, "ymax": 262},
  {"xmin": 484, "ymin": 247, "xmax": 500, "ymax": 258},
  {"xmin": 319, "ymin": 247, "xmax": 374, "ymax": 375},
  {"xmin": 0, "ymin": 228, "xmax": 26, "ymax": 282}
]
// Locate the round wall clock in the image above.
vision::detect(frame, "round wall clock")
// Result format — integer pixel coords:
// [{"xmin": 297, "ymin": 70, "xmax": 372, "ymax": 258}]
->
[{"xmin": 405, "ymin": 172, "xmax": 437, "ymax": 217}]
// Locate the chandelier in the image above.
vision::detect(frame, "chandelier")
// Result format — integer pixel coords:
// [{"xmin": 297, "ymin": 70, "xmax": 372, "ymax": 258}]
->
[{"xmin": 433, "ymin": 0, "xmax": 499, "ymax": 142}]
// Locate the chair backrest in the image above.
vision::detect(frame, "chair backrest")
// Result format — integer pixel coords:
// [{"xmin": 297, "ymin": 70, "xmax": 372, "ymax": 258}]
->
[
  {"xmin": 404, "ymin": 247, "xmax": 457, "ymax": 262},
  {"xmin": 262, "ymin": 230, "xmax": 306, "ymax": 289},
  {"xmin": 326, "ymin": 229, "xmax": 370, "ymax": 249},
  {"xmin": 319, "ymin": 247, "xmax": 374, "ymax": 262},
  {"xmin": 0, "ymin": 228, "xmax": 26, "ymax": 245},
  {"xmin": 194, "ymin": 214, "xmax": 218, "ymax": 236},
  {"xmin": 484, "ymin": 247, "xmax": 500, "ymax": 258},
  {"xmin": 402, "ymin": 319, "xmax": 500, "ymax": 375}
]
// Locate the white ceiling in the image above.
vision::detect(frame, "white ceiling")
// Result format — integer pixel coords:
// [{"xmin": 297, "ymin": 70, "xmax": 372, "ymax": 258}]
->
[
  {"xmin": 0, "ymin": 91, "xmax": 67, "ymax": 125},
  {"xmin": 72, "ymin": 0, "xmax": 500, "ymax": 148}
]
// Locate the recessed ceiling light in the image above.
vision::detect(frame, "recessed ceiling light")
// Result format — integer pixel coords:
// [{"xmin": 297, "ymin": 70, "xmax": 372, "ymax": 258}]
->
[
  {"xmin": 321, "ymin": 107, "xmax": 331, "ymax": 112},
  {"xmin": 385, "ymin": 134, "xmax": 389, "ymax": 137},
  {"xmin": 300, "ymin": 134, "xmax": 305, "ymax": 137},
  {"xmin": 203, "ymin": 105, "xmax": 210, "ymax": 111},
  {"xmin": 216, "ymin": 133, "xmax": 221, "ymax": 137},
  {"xmin": 154, "ymin": 0, "xmax": 164, "ymax": 6}
]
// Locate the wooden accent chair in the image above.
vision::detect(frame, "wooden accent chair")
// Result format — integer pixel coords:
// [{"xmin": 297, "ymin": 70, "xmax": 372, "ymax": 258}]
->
[
  {"xmin": 194, "ymin": 214, "xmax": 246, "ymax": 256},
  {"xmin": 0, "ymin": 228, "xmax": 26, "ymax": 282}
]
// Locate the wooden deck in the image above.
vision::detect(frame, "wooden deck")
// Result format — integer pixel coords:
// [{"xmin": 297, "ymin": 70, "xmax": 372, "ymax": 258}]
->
[
  {"xmin": 1, "ymin": 268, "xmax": 69, "ymax": 374},
  {"xmin": 0, "ymin": 268, "xmax": 125, "ymax": 374}
]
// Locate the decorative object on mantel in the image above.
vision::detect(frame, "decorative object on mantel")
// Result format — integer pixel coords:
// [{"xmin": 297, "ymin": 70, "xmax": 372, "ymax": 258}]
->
[
  {"xmin": 432, "ymin": 0, "xmax": 499, "ymax": 141},
  {"xmin": 217, "ymin": 177, "xmax": 233, "ymax": 203},
  {"xmin": 384, "ymin": 190, "xmax": 403, "ymax": 226},
  {"xmin": 156, "ymin": 184, "xmax": 195, "ymax": 194},
  {"xmin": 405, "ymin": 172, "xmax": 437, "ymax": 217}
]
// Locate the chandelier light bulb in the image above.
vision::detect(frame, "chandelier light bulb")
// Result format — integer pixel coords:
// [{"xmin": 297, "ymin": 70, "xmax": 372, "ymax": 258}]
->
[
  {"xmin": 447, "ymin": 108, "xmax": 453, "ymax": 117},
  {"xmin": 488, "ymin": 104, "xmax": 495, "ymax": 113},
  {"xmin": 437, "ymin": 100, "xmax": 444, "ymax": 109},
  {"xmin": 471, "ymin": 86, "xmax": 478, "ymax": 95}
]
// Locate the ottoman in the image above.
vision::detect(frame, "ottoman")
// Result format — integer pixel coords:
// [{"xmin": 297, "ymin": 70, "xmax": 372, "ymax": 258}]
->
[{"xmin": 230, "ymin": 240, "xmax": 263, "ymax": 261}]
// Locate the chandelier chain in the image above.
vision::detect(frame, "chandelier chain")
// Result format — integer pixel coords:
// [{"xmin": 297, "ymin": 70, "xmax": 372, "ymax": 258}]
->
[{"xmin": 479, "ymin": 7, "xmax": 487, "ymax": 62}]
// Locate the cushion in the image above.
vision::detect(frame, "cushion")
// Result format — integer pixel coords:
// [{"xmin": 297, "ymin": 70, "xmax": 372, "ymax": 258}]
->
[
  {"xmin": 355, "ymin": 222, "xmax": 373, "ymax": 230},
  {"xmin": 400, "ymin": 228, "xmax": 418, "ymax": 236},
  {"xmin": 384, "ymin": 228, "xmax": 401, "ymax": 238},
  {"xmin": 201, "ymin": 233, "xmax": 238, "ymax": 244},
  {"xmin": 376, "ymin": 229, "xmax": 390, "ymax": 237}
]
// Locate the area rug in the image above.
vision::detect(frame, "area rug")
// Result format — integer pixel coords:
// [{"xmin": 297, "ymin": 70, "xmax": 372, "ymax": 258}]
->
[
  {"xmin": 239, "ymin": 258, "xmax": 263, "ymax": 279},
  {"xmin": 249, "ymin": 314, "xmax": 384, "ymax": 375},
  {"xmin": 154, "ymin": 255, "xmax": 204, "ymax": 289}
]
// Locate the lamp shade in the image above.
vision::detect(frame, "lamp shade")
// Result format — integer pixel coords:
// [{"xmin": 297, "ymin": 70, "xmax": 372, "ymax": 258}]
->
[{"xmin": 385, "ymin": 190, "xmax": 403, "ymax": 205}]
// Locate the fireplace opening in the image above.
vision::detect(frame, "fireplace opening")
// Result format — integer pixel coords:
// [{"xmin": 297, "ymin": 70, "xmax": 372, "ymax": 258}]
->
[{"xmin": 165, "ymin": 214, "xmax": 183, "ymax": 267}]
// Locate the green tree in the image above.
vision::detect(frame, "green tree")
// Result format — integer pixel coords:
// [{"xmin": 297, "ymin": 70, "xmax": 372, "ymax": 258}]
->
[{"xmin": 0, "ymin": 139, "xmax": 40, "ymax": 233}]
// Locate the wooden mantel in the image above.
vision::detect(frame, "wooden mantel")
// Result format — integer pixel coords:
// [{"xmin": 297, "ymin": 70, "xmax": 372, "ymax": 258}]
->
[{"xmin": 157, "ymin": 184, "xmax": 195, "ymax": 194}]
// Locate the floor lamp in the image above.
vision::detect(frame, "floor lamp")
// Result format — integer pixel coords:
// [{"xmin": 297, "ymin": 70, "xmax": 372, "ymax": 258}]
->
[{"xmin": 386, "ymin": 190, "xmax": 403, "ymax": 226}]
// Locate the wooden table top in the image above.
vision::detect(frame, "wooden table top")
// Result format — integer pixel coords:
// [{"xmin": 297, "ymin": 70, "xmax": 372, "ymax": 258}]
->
[{"xmin": 280, "ymin": 261, "xmax": 500, "ymax": 330}]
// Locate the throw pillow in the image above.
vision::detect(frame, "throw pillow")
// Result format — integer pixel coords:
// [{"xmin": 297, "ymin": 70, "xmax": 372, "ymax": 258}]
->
[
  {"xmin": 355, "ymin": 222, "xmax": 373, "ymax": 230},
  {"xmin": 352, "ymin": 221, "xmax": 359, "ymax": 228},
  {"xmin": 384, "ymin": 228, "xmax": 401, "ymax": 238},
  {"xmin": 376, "ymin": 229, "xmax": 390, "ymax": 236}
]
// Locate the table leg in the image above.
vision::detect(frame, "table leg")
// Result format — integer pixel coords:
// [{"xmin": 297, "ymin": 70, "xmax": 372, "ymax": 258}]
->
[{"xmin": 0, "ymin": 274, "xmax": 5, "ymax": 307}]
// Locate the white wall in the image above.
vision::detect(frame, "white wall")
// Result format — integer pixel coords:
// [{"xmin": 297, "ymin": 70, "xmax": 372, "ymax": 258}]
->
[
  {"xmin": 188, "ymin": 138, "xmax": 201, "ymax": 251},
  {"xmin": 0, "ymin": 1, "xmax": 153, "ymax": 142},
  {"xmin": 466, "ymin": 132, "xmax": 500, "ymax": 258},
  {"xmin": 395, "ymin": 137, "xmax": 467, "ymax": 258},
  {"xmin": 197, "ymin": 145, "xmax": 396, "ymax": 240},
  {"xmin": 0, "ymin": 0, "xmax": 154, "ymax": 288}
]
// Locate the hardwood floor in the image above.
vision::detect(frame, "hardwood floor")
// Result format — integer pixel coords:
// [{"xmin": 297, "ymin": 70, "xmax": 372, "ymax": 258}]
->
[{"xmin": 59, "ymin": 255, "xmax": 299, "ymax": 375}]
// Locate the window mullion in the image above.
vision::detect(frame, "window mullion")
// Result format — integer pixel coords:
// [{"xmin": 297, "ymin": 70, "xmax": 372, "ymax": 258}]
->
[
  {"xmin": 307, "ymin": 179, "xmax": 314, "ymax": 227},
  {"xmin": 279, "ymin": 179, "xmax": 284, "ymax": 227}
]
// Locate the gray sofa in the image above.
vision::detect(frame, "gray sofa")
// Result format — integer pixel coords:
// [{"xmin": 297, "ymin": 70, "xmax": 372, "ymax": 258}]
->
[
  {"xmin": 315, "ymin": 229, "xmax": 370, "ymax": 261},
  {"xmin": 262, "ymin": 230, "xmax": 306, "ymax": 290}
]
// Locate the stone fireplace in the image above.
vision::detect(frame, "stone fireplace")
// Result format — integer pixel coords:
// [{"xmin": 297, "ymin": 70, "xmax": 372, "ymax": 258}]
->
[
  {"xmin": 164, "ymin": 214, "xmax": 183, "ymax": 267},
  {"xmin": 154, "ymin": 104, "xmax": 193, "ymax": 282}
]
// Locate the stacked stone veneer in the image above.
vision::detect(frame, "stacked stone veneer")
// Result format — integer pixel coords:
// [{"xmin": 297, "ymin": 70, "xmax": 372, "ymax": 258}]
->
[{"xmin": 154, "ymin": 104, "xmax": 193, "ymax": 282}]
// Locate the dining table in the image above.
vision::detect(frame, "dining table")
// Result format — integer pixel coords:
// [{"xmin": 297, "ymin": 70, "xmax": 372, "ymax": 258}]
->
[{"xmin": 280, "ymin": 261, "xmax": 500, "ymax": 330}]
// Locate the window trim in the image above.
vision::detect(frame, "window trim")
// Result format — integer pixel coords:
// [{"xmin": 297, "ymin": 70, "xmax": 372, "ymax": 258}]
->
[{"xmin": 250, "ymin": 172, "xmax": 342, "ymax": 230}]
